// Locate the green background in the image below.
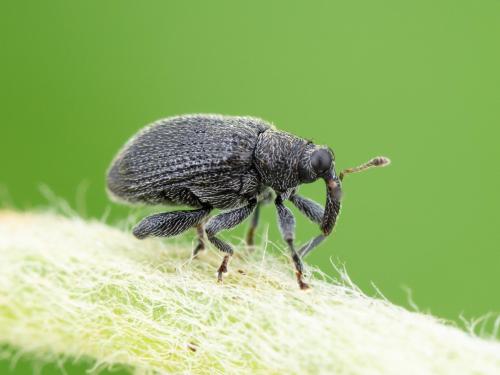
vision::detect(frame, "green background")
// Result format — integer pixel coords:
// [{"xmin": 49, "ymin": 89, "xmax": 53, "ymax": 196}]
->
[{"xmin": 1, "ymin": 0, "xmax": 499, "ymax": 373}]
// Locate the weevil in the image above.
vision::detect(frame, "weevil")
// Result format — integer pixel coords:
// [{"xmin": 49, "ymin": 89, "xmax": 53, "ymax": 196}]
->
[{"xmin": 107, "ymin": 114, "xmax": 390, "ymax": 289}]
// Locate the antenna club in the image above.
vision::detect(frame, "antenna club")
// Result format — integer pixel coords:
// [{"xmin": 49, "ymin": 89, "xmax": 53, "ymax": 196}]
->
[{"xmin": 372, "ymin": 156, "xmax": 391, "ymax": 167}]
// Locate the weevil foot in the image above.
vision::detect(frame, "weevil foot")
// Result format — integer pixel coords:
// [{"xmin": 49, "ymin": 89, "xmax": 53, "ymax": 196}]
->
[
  {"xmin": 296, "ymin": 271, "xmax": 310, "ymax": 290},
  {"xmin": 217, "ymin": 255, "xmax": 230, "ymax": 283},
  {"xmin": 217, "ymin": 271, "xmax": 224, "ymax": 283},
  {"xmin": 192, "ymin": 241, "xmax": 205, "ymax": 258}
]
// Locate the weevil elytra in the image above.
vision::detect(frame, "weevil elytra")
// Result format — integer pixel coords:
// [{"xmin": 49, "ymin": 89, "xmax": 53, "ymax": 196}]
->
[{"xmin": 107, "ymin": 114, "xmax": 390, "ymax": 289}]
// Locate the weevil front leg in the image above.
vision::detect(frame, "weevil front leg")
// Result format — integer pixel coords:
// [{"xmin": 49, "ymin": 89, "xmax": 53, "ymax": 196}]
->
[
  {"xmin": 290, "ymin": 176, "xmax": 342, "ymax": 258},
  {"xmin": 205, "ymin": 199, "xmax": 257, "ymax": 282},
  {"xmin": 275, "ymin": 195, "xmax": 309, "ymax": 290},
  {"xmin": 290, "ymin": 194, "xmax": 324, "ymax": 225},
  {"xmin": 289, "ymin": 194, "xmax": 327, "ymax": 258}
]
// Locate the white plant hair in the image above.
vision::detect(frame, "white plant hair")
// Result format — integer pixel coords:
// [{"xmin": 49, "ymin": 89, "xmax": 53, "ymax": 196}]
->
[{"xmin": 0, "ymin": 210, "xmax": 499, "ymax": 374}]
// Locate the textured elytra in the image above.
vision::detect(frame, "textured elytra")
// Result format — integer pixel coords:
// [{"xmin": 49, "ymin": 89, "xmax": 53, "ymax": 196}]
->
[{"xmin": 107, "ymin": 114, "xmax": 270, "ymax": 209}]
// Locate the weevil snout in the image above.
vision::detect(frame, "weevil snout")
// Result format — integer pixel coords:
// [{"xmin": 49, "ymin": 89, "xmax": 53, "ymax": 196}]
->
[{"xmin": 320, "ymin": 172, "xmax": 342, "ymax": 236}]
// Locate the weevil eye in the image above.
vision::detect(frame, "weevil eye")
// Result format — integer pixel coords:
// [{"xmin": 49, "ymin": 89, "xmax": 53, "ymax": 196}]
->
[{"xmin": 311, "ymin": 149, "xmax": 332, "ymax": 175}]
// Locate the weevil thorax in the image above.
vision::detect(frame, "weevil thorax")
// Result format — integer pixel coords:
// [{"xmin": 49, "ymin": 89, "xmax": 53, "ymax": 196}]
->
[{"xmin": 254, "ymin": 129, "xmax": 320, "ymax": 193}]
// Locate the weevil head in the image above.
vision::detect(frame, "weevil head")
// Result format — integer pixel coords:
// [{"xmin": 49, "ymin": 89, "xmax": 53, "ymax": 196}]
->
[
  {"xmin": 254, "ymin": 131, "xmax": 340, "ymax": 195},
  {"xmin": 298, "ymin": 146, "xmax": 337, "ymax": 183}
]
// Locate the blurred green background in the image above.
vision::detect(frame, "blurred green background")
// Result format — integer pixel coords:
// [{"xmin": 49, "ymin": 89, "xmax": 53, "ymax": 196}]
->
[{"xmin": 1, "ymin": 0, "xmax": 499, "ymax": 373}]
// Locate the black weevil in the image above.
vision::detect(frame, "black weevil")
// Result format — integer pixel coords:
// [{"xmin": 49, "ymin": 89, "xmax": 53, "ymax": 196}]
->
[{"xmin": 107, "ymin": 114, "xmax": 390, "ymax": 289}]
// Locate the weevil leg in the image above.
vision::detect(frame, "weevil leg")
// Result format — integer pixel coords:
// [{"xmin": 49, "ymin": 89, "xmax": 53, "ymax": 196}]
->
[
  {"xmin": 289, "ymin": 194, "xmax": 326, "ymax": 258},
  {"xmin": 297, "ymin": 234, "xmax": 326, "ymax": 259},
  {"xmin": 289, "ymin": 193, "xmax": 340, "ymax": 259},
  {"xmin": 245, "ymin": 189, "xmax": 273, "ymax": 246},
  {"xmin": 245, "ymin": 202, "xmax": 261, "ymax": 247},
  {"xmin": 205, "ymin": 200, "xmax": 257, "ymax": 282},
  {"xmin": 133, "ymin": 207, "xmax": 211, "ymax": 239},
  {"xmin": 193, "ymin": 223, "xmax": 207, "ymax": 257},
  {"xmin": 217, "ymin": 254, "xmax": 230, "ymax": 282},
  {"xmin": 289, "ymin": 194, "xmax": 324, "ymax": 225},
  {"xmin": 275, "ymin": 195, "xmax": 309, "ymax": 290}
]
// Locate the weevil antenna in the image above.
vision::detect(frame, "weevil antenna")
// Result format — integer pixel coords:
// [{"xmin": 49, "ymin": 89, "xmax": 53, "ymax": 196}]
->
[{"xmin": 339, "ymin": 156, "xmax": 391, "ymax": 181}]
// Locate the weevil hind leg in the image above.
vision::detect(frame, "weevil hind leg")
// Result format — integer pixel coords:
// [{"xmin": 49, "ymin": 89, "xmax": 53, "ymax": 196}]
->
[
  {"xmin": 133, "ymin": 207, "xmax": 211, "ymax": 239},
  {"xmin": 275, "ymin": 195, "xmax": 310, "ymax": 290},
  {"xmin": 205, "ymin": 200, "xmax": 257, "ymax": 282}
]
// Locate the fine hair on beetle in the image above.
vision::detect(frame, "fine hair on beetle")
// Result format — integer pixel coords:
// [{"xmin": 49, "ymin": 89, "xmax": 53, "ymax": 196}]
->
[{"xmin": 107, "ymin": 114, "xmax": 390, "ymax": 289}]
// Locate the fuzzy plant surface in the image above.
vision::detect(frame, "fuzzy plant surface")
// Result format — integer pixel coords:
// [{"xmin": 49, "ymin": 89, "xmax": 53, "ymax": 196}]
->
[{"xmin": 0, "ymin": 210, "xmax": 499, "ymax": 375}]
